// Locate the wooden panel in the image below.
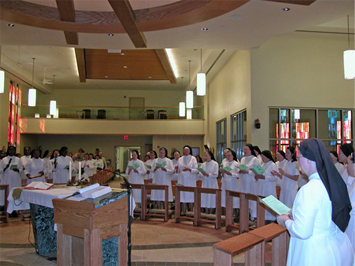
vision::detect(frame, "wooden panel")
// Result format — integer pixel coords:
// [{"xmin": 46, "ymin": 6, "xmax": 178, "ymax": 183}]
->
[
  {"xmin": 55, "ymin": 0, "xmax": 78, "ymax": 45},
  {"xmin": 75, "ymin": 48, "xmax": 86, "ymax": 83},
  {"xmin": 85, "ymin": 49, "xmax": 168, "ymax": 80},
  {"xmin": 108, "ymin": 0, "xmax": 147, "ymax": 48},
  {"xmin": 155, "ymin": 49, "xmax": 177, "ymax": 84},
  {"xmin": 56, "ymin": 223, "xmax": 73, "ymax": 266},
  {"xmin": 64, "ymin": 31, "xmax": 78, "ymax": 45},
  {"xmin": 84, "ymin": 228, "xmax": 102, "ymax": 266}
]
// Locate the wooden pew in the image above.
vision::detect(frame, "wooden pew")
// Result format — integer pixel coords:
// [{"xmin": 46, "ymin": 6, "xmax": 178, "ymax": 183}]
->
[
  {"xmin": 141, "ymin": 184, "xmax": 172, "ymax": 222},
  {"xmin": 225, "ymin": 191, "xmax": 265, "ymax": 233},
  {"xmin": 249, "ymin": 223, "xmax": 289, "ymax": 266},
  {"xmin": 213, "ymin": 232, "xmax": 264, "ymax": 266},
  {"xmin": 0, "ymin": 185, "xmax": 9, "ymax": 223},
  {"xmin": 175, "ymin": 186, "xmax": 196, "ymax": 224},
  {"xmin": 120, "ymin": 183, "xmax": 144, "ymax": 220}
]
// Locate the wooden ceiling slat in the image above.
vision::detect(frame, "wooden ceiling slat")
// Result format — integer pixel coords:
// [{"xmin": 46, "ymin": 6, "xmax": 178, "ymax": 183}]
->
[
  {"xmin": 64, "ymin": 31, "xmax": 78, "ymax": 45},
  {"xmin": 155, "ymin": 49, "xmax": 177, "ymax": 84},
  {"xmin": 75, "ymin": 48, "xmax": 86, "ymax": 83},
  {"xmin": 55, "ymin": 0, "xmax": 78, "ymax": 45},
  {"xmin": 107, "ymin": 0, "xmax": 147, "ymax": 48}
]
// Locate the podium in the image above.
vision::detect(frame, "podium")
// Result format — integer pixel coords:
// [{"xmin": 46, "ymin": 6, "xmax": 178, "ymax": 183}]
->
[{"xmin": 53, "ymin": 191, "xmax": 128, "ymax": 266}]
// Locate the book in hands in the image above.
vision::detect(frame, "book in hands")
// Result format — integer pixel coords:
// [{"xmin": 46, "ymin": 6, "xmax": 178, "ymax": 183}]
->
[
  {"xmin": 238, "ymin": 164, "xmax": 248, "ymax": 171},
  {"xmin": 222, "ymin": 166, "xmax": 233, "ymax": 172},
  {"xmin": 64, "ymin": 165, "xmax": 69, "ymax": 170},
  {"xmin": 259, "ymin": 195, "xmax": 291, "ymax": 216},
  {"xmin": 250, "ymin": 164, "xmax": 265, "ymax": 175},
  {"xmin": 197, "ymin": 167, "xmax": 206, "ymax": 174},
  {"xmin": 24, "ymin": 181, "xmax": 54, "ymax": 190},
  {"xmin": 10, "ymin": 164, "xmax": 18, "ymax": 170},
  {"xmin": 145, "ymin": 164, "xmax": 152, "ymax": 169},
  {"xmin": 156, "ymin": 161, "xmax": 167, "ymax": 168},
  {"xmin": 128, "ymin": 163, "xmax": 140, "ymax": 170}
]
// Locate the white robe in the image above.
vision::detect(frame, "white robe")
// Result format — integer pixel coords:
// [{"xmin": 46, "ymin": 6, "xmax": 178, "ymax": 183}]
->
[
  {"xmin": 346, "ymin": 176, "xmax": 355, "ymax": 253},
  {"xmin": 82, "ymin": 160, "xmax": 95, "ymax": 177},
  {"xmin": 171, "ymin": 158, "xmax": 179, "ymax": 181},
  {"xmin": 93, "ymin": 159, "xmax": 104, "ymax": 174},
  {"xmin": 276, "ymin": 159, "xmax": 287, "ymax": 186},
  {"xmin": 279, "ymin": 160, "xmax": 299, "ymax": 207},
  {"xmin": 0, "ymin": 156, "xmax": 22, "ymax": 191},
  {"xmin": 199, "ymin": 160, "xmax": 219, "ymax": 208},
  {"xmin": 221, "ymin": 160, "xmax": 240, "ymax": 208},
  {"xmin": 342, "ymin": 165, "xmax": 354, "ymax": 189},
  {"xmin": 43, "ymin": 157, "xmax": 52, "ymax": 179},
  {"xmin": 285, "ymin": 173, "xmax": 354, "ymax": 266},
  {"xmin": 24, "ymin": 158, "xmax": 46, "ymax": 183},
  {"xmin": 144, "ymin": 159, "xmax": 156, "ymax": 180},
  {"xmin": 20, "ymin": 155, "xmax": 31, "ymax": 180},
  {"xmin": 125, "ymin": 159, "xmax": 146, "ymax": 204},
  {"xmin": 151, "ymin": 157, "xmax": 174, "ymax": 202},
  {"xmin": 177, "ymin": 155, "xmax": 198, "ymax": 203},
  {"xmin": 239, "ymin": 155, "xmax": 258, "ymax": 194},
  {"xmin": 255, "ymin": 161, "xmax": 278, "ymax": 221},
  {"xmin": 53, "ymin": 156, "xmax": 72, "ymax": 184}
]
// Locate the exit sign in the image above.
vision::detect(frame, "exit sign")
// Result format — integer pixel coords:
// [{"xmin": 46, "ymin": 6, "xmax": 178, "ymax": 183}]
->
[{"xmin": 123, "ymin": 135, "xmax": 129, "ymax": 140}]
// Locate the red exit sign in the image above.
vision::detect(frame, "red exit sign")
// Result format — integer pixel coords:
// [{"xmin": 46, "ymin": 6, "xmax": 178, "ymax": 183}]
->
[{"xmin": 123, "ymin": 135, "xmax": 129, "ymax": 140}]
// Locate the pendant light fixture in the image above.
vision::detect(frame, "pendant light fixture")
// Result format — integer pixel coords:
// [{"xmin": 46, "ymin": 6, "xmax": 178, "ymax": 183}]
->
[
  {"xmin": 179, "ymin": 102, "xmax": 186, "ymax": 117},
  {"xmin": 186, "ymin": 109, "xmax": 192, "ymax": 120},
  {"xmin": 28, "ymin": 58, "xmax": 36, "ymax": 106},
  {"xmin": 197, "ymin": 49, "xmax": 206, "ymax": 96},
  {"xmin": 0, "ymin": 69, "xmax": 4, "ymax": 93},
  {"xmin": 344, "ymin": 15, "xmax": 355, "ymax": 79},
  {"xmin": 186, "ymin": 60, "xmax": 194, "ymax": 108},
  {"xmin": 49, "ymin": 75, "xmax": 57, "ymax": 116}
]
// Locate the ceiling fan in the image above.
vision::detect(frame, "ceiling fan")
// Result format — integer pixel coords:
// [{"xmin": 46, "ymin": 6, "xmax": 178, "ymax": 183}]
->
[{"xmin": 42, "ymin": 67, "xmax": 53, "ymax": 84}]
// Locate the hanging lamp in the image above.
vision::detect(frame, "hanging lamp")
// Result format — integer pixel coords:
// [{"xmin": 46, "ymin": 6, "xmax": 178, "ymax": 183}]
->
[
  {"xmin": 344, "ymin": 15, "xmax": 355, "ymax": 79},
  {"xmin": 179, "ymin": 102, "xmax": 185, "ymax": 117},
  {"xmin": 197, "ymin": 49, "xmax": 206, "ymax": 96},
  {"xmin": 49, "ymin": 75, "xmax": 57, "ymax": 116},
  {"xmin": 28, "ymin": 58, "xmax": 36, "ymax": 106},
  {"xmin": 0, "ymin": 70, "xmax": 5, "ymax": 93}
]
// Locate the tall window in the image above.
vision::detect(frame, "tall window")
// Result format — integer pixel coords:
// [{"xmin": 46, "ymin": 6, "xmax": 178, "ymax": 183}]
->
[
  {"xmin": 8, "ymin": 82, "xmax": 21, "ymax": 146},
  {"xmin": 231, "ymin": 110, "xmax": 247, "ymax": 161},
  {"xmin": 269, "ymin": 108, "xmax": 353, "ymax": 156},
  {"xmin": 216, "ymin": 118, "xmax": 227, "ymax": 163}
]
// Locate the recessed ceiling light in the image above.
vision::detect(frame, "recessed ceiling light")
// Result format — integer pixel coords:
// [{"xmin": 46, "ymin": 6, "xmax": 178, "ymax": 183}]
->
[
  {"xmin": 108, "ymin": 33, "xmax": 114, "ymax": 37},
  {"xmin": 283, "ymin": 7, "xmax": 290, "ymax": 11},
  {"xmin": 121, "ymin": 53, "xmax": 125, "ymax": 55},
  {"xmin": 149, "ymin": 77, "xmax": 152, "ymax": 79},
  {"xmin": 105, "ymin": 76, "xmax": 108, "ymax": 78},
  {"xmin": 7, "ymin": 23, "xmax": 15, "ymax": 27},
  {"xmin": 123, "ymin": 66, "xmax": 127, "ymax": 69},
  {"xmin": 201, "ymin": 27, "xmax": 209, "ymax": 31}
]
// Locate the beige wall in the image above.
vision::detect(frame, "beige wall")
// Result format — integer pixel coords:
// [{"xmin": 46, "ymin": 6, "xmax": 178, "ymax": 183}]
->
[
  {"xmin": 206, "ymin": 50, "xmax": 252, "ymax": 152},
  {"xmin": 152, "ymin": 135, "xmax": 204, "ymax": 157},
  {"xmin": 250, "ymin": 32, "xmax": 355, "ymax": 149}
]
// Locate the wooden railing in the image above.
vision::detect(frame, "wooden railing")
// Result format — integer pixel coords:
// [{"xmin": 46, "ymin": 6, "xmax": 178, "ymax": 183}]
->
[
  {"xmin": 213, "ymin": 223, "xmax": 289, "ymax": 266},
  {"xmin": 90, "ymin": 167, "xmax": 114, "ymax": 185}
]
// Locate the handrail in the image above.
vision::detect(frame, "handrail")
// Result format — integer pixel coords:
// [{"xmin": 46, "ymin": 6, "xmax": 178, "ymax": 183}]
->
[{"xmin": 22, "ymin": 104, "xmax": 204, "ymax": 109}]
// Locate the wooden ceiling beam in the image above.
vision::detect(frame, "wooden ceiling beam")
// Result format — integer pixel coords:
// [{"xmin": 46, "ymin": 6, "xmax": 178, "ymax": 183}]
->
[
  {"xmin": 155, "ymin": 49, "xmax": 177, "ymax": 84},
  {"xmin": 108, "ymin": 0, "xmax": 147, "ymax": 48},
  {"xmin": 55, "ymin": 0, "xmax": 78, "ymax": 45},
  {"xmin": 75, "ymin": 48, "xmax": 86, "ymax": 83}
]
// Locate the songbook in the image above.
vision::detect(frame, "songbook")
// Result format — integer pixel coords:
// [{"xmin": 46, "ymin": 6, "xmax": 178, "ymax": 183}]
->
[
  {"xmin": 222, "ymin": 166, "xmax": 233, "ymax": 172},
  {"xmin": 10, "ymin": 164, "xmax": 18, "ymax": 170},
  {"xmin": 250, "ymin": 164, "xmax": 265, "ymax": 175},
  {"xmin": 198, "ymin": 163, "xmax": 202, "ymax": 168},
  {"xmin": 145, "ymin": 164, "xmax": 152, "ymax": 169},
  {"xmin": 24, "ymin": 181, "xmax": 54, "ymax": 190},
  {"xmin": 156, "ymin": 161, "xmax": 167, "ymax": 168},
  {"xmin": 197, "ymin": 167, "xmax": 206, "ymax": 174},
  {"xmin": 259, "ymin": 195, "xmax": 291, "ymax": 216},
  {"xmin": 238, "ymin": 164, "xmax": 248, "ymax": 171},
  {"xmin": 64, "ymin": 165, "xmax": 69, "ymax": 170},
  {"xmin": 69, "ymin": 183, "xmax": 112, "ymax": 199},
  {"xmin": 128, "ymin": 163, "xmax": 140, "ymax": 170}
]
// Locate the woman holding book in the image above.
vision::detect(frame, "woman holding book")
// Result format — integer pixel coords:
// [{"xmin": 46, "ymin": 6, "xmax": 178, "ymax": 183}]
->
[
  {"xmin": 277, "ymin": 138, "xmax": 353, "ymax": 266},
  {"xmin": 125, "ymin": 150, "xmax": 146, "ymax": 205},
  {"xmin": 220, "ymin": 149, "xmax": 240, "ymax": 210},
  {"xmin": 53, "ymin": 146, "xmax": 72, "ymax": 184},
  {"xmin": 177, "ymin": 145, "xmax": 198, "ymax": 213},
  {"xmin": 171, "ymin": 150, "xmax": 180, "ymax": 181},
  {"xmin": 81, "ymin": 153, "xmax": 94, "ymax": 178},
  {"xmin": 254, "ymin": 150, "xmax": 278, "ymax": 222},
  {"xmin": 25, "ymin": 149, "xmax": 46, "ymax": 183},
  {"xmin": 144, "ymin": 150, "xmax": 157, "ymax": 180},
  {"xmin": 272, "ymin": 147, "xmax": 299, "ymax": 207},
  {"xmin": 199, "ymin": 150, "xmax": 219, "ymax": 213},
  {"xmin": 49, "ymin": 149, "xmax": 59, "ymax": 181},
  {"xmin": 0, "ymin": 146, "xmax": 22, "ymax": 193},
  {"xmin": 151, "ymin": 147, "xmax": 174, "ymax": 205},
  {"xmin": 42, "ymin": 150, "xmax": 52, "ymax": 181}
]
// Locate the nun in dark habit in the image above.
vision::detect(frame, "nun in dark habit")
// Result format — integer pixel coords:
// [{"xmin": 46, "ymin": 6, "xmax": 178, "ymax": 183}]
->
[{"xmin": 277, "ymin": 138, "xmax": 354, "ymax": 266}]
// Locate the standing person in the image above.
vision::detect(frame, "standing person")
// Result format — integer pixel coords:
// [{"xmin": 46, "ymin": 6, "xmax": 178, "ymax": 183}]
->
[
  {"xmin": 82, "ymin": 154, "xmax": 94, "ymax": 178},
  {"xmin": 144, "ymin": 151, "xmax": 157, "ymax": 180},
  {"xmin": 25, "ymin": 149, "xmax": 45, "ymax": 183},
  {"xmin": 275, "ymin": 150, "xmax": 287, "ymax": 186},
  {"xmin": 171, "ymin": 150, "xmax": 180, "ymax": 181},
  {"xmin": 93, "ymin": 154, "xmax": 104, "ymax": 173},
  {"xmin": 339, "ymin": 143, "xmax": 355, "ymax": 189},
  {"xmin": 199, "ymin": 150, "xmax": 219, "ymax": 214},
  {"xmin": 42, "ymin": 150, "xmax": 52, "ymax": 182},
  {"xmin": 253, "ymin": 146, "xmax": 262, "ymax": 165},
  {"xmin": 330, "ymin": 151, "xmax": 346, "ymax": 176},
  {"xmin": 177, "ymin": 145, "xmax": 198, "ymax": 214},
  {"xmin": 345, "ymin": 154, "xmax": 355, "ymax": 252},
  {"xmin": 50, "ymin": 149, "xmax": 59, "ymax": 181},
  {"xmin": 98, "ymin": 152, "xmax": 107, "ymax": 169},
  {"xmin": 254, "ymin": 150, "xmax": 278, "ymax": 222},
  {"xmin": 220, "ymin": 149, "xmax": 240, "ymax": 213},
  {"xmin": 272, "ymin": 147, "xmax": 299, "ymax": 207},
  {"xmin": 195, "ymin": 155, "xmax": 203, "ymax": 181},
  {"xmin": 277, "ymin": 138, "xmax": 354, "ymax": 266},
  {"xmin": 20, "ymin": 146, "xmax": 31, "ymax": 181},
  {"xmin": 71, "ymin": 154, "xmax": 79, "ymax": 183},
  {"xmin": 221, "ymin": 148, "xmax": 230, "ymax": 165},
  {"xmin": 125, "ymin": 150, "xmax": 146, "ymax": 206},
  {"xmin": 53, "ymin": 147, "xmax": 72, "ymax": 184},
  {"xmin": 151, "ymin": 147, "xmax": 174, "ymax": 206}
]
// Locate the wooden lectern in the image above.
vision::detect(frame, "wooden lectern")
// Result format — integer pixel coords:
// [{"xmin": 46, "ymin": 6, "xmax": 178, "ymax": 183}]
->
[{"xmin": 53, "ymin": 193, "xmax": 128, "ymax": 266}]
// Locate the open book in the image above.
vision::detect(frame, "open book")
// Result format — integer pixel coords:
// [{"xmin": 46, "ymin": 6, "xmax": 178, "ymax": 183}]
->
[
  {"xmin": 197, "ymin": 167, "xmax": 206, "ymax": 174},
  {"xmin": 238, "ymin": 164, "xmax": 248, "ymax": 171},
  {"xmin": 24, "ymin": 181, "xmax": 54, "ymax": 190},
  {"xmin": 156, "ymin": 161, "xmax": 167, "ymax": 168},
  {"xmin": 128, "ymin": 163, "xmax": 139, "ymax": 170},
  {"xmin": 70, "ymin": 183, "xmax": 112, "ymax": 199},
  {"xmin": 259, "ymin": 195, "xmax": 291, "ymax": 216},
  {"xmin": 250, "ymin": 164, "xmax": 265, "ymax": 175},
  {"xmin": 221, "ymin": 166, "xmax": 233, "ymax": 172}
]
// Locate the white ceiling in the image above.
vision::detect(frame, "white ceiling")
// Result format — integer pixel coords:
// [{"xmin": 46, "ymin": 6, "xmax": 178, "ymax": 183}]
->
[{"xmin": 0, "ymin": 0, "xmax": 354, "ymax": 94}]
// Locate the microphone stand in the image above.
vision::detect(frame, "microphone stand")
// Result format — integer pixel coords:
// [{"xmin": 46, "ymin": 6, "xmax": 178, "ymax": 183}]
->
[{"xmin": 103, "ymin": 169, "xmax": 132, "ymax": 266}]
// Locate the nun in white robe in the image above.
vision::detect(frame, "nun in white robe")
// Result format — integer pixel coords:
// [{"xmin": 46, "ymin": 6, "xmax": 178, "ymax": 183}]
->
[
  {"xmin": 25, "ymin": 150, "xmax": 46, "ymax": 183},
  {"xmin": 277, "ymin": 139, "xmax": 354, "ymax": 266},
  {"xmin": 275, "ymin": 150, "xmax": 287, "ymax": 186},
  {"xmin": 171, "ymin": 150, "xmax": 181, "ymax": 181},
  {"xmin": 151, "ymin": 148, "xmax": 174, "ymax": 202},
  {"xmin": 53, "ymin": 147, "xmax": 72, "ymax": 184},
  {"xmin": 144, "ymin": 153, "xmax": 156, "ymax": 181},
  {"xmin": 0, "ymin": 146, "xmax": 22, "ymax": 192},
  {"xmin": 125, "ymin": 150, "xmax": 146, "ymax": 204},
  {"xmin": 20, "ymin": 147, "xmax": 31, "ymax": 181},
  {"xmin": 177, "ymin": 146, "xmax": 198, "ymax": 203},
  {"xmin": 220, "ymin": 150, "xmax": 240, "ymax": 208},
  {"xmin": 199, "ymin": 151, "xmax": 219, "ymax": 209},
  {"xmin": 345, "ymin": 157, "xmax": 355, "ymax": 252},
  {"xmin": 82, "ymin": 155, "xmax": 95, "ymax": 178}
]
